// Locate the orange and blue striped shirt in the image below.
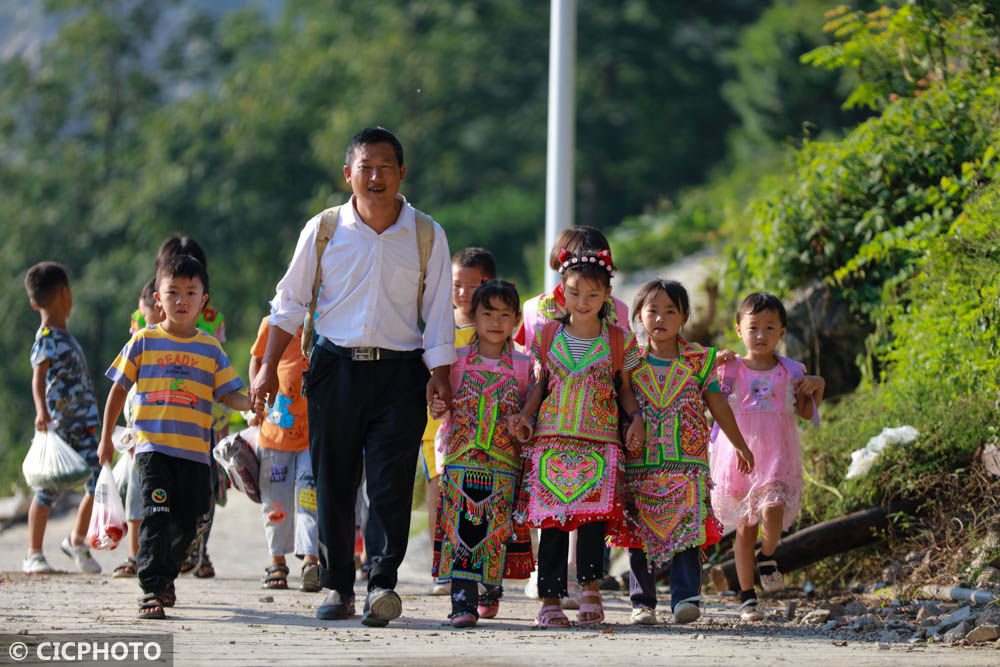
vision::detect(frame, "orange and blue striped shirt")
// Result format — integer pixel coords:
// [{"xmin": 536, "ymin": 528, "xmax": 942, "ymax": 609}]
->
[{"xmin": 106, "ymin": 325, "xmax": 243, "ymax": 464}]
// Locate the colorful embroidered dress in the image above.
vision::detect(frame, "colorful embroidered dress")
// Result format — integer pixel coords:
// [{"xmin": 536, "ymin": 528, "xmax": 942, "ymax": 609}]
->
[
  {"xmin": 520, "ymin": 321, "xmax": 639, "ymax": 531},
  {"xmin": 432, "ymin": 342, "xmax": 535, "ymax": 585},
  {"xmin": 513, "ymin": 285, "xmax": 630, "ymax": 354},
  {"xmin": 611, "ymin": 340, "xmax": 721, "ymax": 564}
]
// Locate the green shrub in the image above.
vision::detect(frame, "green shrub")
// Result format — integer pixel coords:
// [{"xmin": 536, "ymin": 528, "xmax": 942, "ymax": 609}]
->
[{"xmin": 800, "ymin": 185, "xmax": 1000, "ymax": 520}]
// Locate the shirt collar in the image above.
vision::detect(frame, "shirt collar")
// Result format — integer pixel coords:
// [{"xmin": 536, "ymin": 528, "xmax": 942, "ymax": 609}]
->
[{"xmin": 344, "ymin": 193, "xmax": 414, "ymax": 235}]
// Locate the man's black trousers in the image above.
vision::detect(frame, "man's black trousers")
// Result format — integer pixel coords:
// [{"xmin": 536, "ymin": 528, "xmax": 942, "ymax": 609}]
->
[{"xmin": 307, "ymin": 345, "xmax": 428, "ymax": 596}]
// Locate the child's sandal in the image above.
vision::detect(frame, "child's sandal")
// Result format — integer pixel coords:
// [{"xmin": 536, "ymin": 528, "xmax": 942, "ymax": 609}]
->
[
  {"xmin": 161, "ymin": 583, "xmax": 176, "ymax": 608},
  {"xmin": 138, "ymin": 593, "xmax": 165, "ymax": 620},
  {"xmin": 261, "ymin": 563, "xmax": 289, "ymax": 589},
  {"xmin": 448, "ymin": 611, "xmax": 478, "ymax": 628},
  {"xmin": 535, "ymin": 604, "xmax": 570, "ymax": 629},
  {"xmin": 112, "ymin": 557, "xmax": 137, "ymax": 578},
  {"xmin": 577, "ymin": 591, "xmax": 605, "ymax": 625}
]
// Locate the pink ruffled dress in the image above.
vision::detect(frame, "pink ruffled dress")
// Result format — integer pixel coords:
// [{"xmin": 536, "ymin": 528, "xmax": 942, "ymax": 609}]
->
[{"xmin": 709, "ymin": 359, "xmax": 804, "ymax": 530}]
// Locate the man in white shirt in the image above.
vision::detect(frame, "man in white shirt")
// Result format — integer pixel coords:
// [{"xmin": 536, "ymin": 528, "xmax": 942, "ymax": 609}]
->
[{"xmin": 250, "ymin": 127, "xmax": 456, "ymax": 627}]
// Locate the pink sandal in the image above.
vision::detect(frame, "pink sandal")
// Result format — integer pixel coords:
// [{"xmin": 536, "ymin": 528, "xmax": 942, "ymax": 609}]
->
[
  {"xmin": 535, "ymin": 604, "xmax": 570, "ymax": 628},
  {"xmin": 450, "ymin": 612, "xmax": 478, "ymax": 628},
  {"xmin": 478, "ymin": 600, "xmax": 500, "ymax": 618},
  {"xmin": 577, "ymin": 591, "xmax": 605, "ymax": 625}
]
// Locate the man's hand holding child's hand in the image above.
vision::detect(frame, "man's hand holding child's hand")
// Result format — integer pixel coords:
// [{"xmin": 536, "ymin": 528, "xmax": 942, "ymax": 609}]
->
[{"xmin": 429, "ymin": 398, "xmax": 448, "ymax": 420}]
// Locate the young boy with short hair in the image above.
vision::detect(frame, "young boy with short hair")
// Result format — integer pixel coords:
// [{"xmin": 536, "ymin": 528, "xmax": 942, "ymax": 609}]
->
[
  {"xmin": 98, "ymin": 256, "xmax": 252, "ymax": 619},
  {"xmin": 113, "ymin": 279, "xmax": 164, "ymax": 578},
  {"xmin": 423, "ymin": 247, "xmax": 496, "ymax": 595},
  {"xmin": 23, "ymin": 262, "xmax": 103, "ymax": 575}
]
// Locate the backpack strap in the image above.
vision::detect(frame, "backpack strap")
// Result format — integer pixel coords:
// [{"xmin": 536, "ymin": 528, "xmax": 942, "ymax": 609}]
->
[
  {"xmin": 539, "ymin": 320, "xmax": 560, "ymax": 372},
  {"xmin": 609, "ymin": 324, "xmax": 625, "ymax": 376},
  {"xmin": 710, "ymin": 355, "xmax": 741, "ymax": 443},
  {"xmin": 301, "ymin": 206, "xmax": 341, "ymax": 358},
  {"xmin": 777, "ymin": 355, "xmax": 820, "ymax": 427},
  {"xmin": 414, "ymin": 210, "xmax": 436, "ymax": 324}
]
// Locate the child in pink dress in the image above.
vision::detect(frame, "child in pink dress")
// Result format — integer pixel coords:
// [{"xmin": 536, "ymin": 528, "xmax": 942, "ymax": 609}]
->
[{"xmin": 710, "ymin": 293, "xmax": 825, "ymax": 622}]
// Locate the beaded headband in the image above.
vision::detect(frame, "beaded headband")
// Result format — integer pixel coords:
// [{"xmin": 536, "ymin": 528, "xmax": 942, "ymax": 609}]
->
[{"xmin": 556, "ymin": 248, "xmax": 614, "ymax": 276}]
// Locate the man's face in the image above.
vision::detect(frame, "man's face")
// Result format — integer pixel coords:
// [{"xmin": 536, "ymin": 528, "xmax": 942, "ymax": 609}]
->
[
  {"xmin": 343, "ymin": 141, "xmax": 405, "ymax": 208},
  {"xmin": 155, "ymin": 275, "xmax": 208, "ymax": 331}
]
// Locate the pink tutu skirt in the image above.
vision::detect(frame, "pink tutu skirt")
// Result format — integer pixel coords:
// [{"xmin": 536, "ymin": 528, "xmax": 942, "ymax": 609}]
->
[{"xmin": 710, "ymin": 411, "xmax": 802, "ymax": 530}]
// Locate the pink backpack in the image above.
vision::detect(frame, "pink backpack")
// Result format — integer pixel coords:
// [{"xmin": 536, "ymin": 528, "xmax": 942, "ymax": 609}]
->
[{"xmin": 709, "ymin": 355, "xmax": 820, "ymax": 443}]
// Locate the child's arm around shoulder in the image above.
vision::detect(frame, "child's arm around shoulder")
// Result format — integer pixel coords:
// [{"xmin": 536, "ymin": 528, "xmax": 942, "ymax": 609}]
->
[{"xmin": 792, "ymin": 362, "xmax": 825, "ymax": 420}]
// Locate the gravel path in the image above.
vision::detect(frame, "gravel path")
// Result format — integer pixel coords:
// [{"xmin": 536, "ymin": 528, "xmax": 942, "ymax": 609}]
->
[{"xmin": 0, "ymin": 492, "xmax": 993, "ymax": 665}]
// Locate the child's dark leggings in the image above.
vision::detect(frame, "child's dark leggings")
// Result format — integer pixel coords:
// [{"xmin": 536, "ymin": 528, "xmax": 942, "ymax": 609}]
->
[
  {"xmin": 537, "ymin": 521, "xmax": 606, "ymax": 598},
  {"xmin": 629, "ymin": 547, "xmax": 702, "ymax": 611}
]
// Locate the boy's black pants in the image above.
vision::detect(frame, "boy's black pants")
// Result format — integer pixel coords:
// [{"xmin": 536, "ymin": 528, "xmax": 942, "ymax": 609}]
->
[
  {"xmin": 307, "ymin": 344, "xmax": 428, "ymax": 596},
  {"xmin": 135, "ymin": 451, "xmax": 211, "ymax": 594}
]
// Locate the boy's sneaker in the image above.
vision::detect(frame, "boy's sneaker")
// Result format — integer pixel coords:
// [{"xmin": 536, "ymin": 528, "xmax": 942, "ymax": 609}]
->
[
  {"xmin": 60, "ymin": 536, "xmax": 102, "ymax": 574},
  {"xmin": 756, "ymin": 552, "xmax": 784, "ymax": 592},
  {"xmin": 739, "ymin": 599, "xmax": 764, "ymax": 622},
  {"xmin": 429, "ymin": 579, "xmax": 450, "ymax": 595},
  {"xmin": 673, "ymin": 601, "xmax": 701, "ymax": 624},
  {"xmin": 631, "ymin": 606, "xmax": 658, "ymax": 625},
  {"xmin": 23, "ymin": 552, "xmax": 55, "ymax": 574},
  {"xmin": 523, "ymin": 571, "xmax": 540, "ymax": 600}
]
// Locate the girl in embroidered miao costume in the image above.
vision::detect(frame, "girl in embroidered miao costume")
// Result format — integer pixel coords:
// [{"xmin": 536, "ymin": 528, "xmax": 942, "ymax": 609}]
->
[
  {"xmin": 710, "ymin": 292, "xmax": 825, "ymax": 621},
  {"xmin": 612, "ymin": 280, "xmax": 753, "ymax": 626},
  {"xmin": 512, "ymin": 226, "xmax": 630, "ymax": 604},
  {"xmin": 509, "ymin": 249, "xmax": 644, "ymax": 628},
  {"xmin": 429, "ymin": 280, "xmax": 536, "ymax": 628}
]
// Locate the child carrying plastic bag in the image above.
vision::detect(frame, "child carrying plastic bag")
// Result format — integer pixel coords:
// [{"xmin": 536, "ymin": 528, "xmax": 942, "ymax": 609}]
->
[
  {"xmin": 213, "ymin": 427, "xmax": 262, "ymax": 503},
  {"xmin": 22, "ymin": 428, "xmax": 92, "ymax": 491},
  {"xmin": 87, "ymin": 462, "xmax": 128, "ymax": 550}
]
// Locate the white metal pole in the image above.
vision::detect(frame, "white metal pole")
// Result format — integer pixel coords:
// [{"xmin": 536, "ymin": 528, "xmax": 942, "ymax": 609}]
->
[{"xmin": 544, "ymin": 0, "xmax": 576, "ymax": 291}]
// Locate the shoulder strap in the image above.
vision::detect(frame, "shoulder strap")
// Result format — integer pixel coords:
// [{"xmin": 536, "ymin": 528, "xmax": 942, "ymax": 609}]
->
[
  {"xmin": 301, "ymin": 206, "xmax": 341, "ymax": 358},
  {"xmin": 609, "ymin": 324, "xmax": 625, "ymax": 375},
  {"xmin": 539, "ymin": 320, "xmax": 560, "ymax": 370},
  {"xmin": 414, "ymin": 210, "xmax": 436, "ymax": 322},
  {"xmin": 777, "ymin": 355, "xmax": 820, "ymax": 426},
  {"xmin": 717, "ymin": 355, "xmax": 741, "ymax": 396}
]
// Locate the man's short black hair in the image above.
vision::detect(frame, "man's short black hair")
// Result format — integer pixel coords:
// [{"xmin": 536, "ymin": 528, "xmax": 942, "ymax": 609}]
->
[
  {"xmin": 345, "ymin": 127, "xmax": 404, "ymax": 167},
  {"xmin": 156, "ymin": 255, "xmax": 209, "ymax": 295},
  {"xmin": 452, "ymin": 247, "xmax": 497, "ymax": 280},
  {"xmin": 25, "ymin": 261, "xmax": 69, "ymax": 307},
  {"xmin": 736, "ymin": 292, "xmax": 788, "ymax": 328}
]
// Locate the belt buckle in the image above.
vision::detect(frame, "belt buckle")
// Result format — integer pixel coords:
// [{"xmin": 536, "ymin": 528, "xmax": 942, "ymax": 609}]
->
[{"xmin": 352, "ymin": 347, "xmax": 377, "ymax": 361}]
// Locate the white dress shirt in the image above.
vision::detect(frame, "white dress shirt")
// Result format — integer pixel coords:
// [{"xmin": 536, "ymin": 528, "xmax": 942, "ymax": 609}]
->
[{"xmin": 269, "ymin": 195, "xmax": 457, "ymax": 369}]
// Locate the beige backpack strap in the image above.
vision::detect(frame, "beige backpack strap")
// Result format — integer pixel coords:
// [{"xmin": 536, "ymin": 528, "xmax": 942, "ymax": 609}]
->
[
  {"xmin": 413, "ymin": 210, "xmax": 436, "ymax": 323},
  {"xmin": 301, "ymin": 206, "xmax": 341, "ymax": 358}
]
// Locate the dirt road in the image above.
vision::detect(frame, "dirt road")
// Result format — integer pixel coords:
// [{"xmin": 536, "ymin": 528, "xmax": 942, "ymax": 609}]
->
[{"xmin": 0, "ymin": 492, "xmax": 992, "ymax": 665}]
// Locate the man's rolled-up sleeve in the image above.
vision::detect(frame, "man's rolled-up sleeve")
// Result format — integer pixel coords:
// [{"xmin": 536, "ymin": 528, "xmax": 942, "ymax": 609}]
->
[
  {"xmin": 420, "ymin": 222, "xmax": 457, "ymax": 369},
  {"xmin": 269, "ymin": 213, "xmax": 321, "ymax": 336}
]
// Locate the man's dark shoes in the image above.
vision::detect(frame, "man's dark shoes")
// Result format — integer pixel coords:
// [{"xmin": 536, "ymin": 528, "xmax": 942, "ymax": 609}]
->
[
  {"xmin": 361, "ymin": 587, "xmax": 402, "ymax": 627},
  {"xmin": 316, "ymin": 590, "xmax": 355, "ymax": 620}
]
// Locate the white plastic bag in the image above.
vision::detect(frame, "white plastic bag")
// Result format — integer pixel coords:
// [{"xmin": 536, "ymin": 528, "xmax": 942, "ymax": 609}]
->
[
  {"xmin": 846, "ymin": 425, "xmax": 920, "ymax": 479},
  {"xmin": 86, "ymin": 463, "xmax": 128, "ymax": 550},
  {"xmin": 22, "ymin": 429, "xmax": 92, "ymax": 491},
  {"xmin": 111, "ymin": 425, "xmax": 137, "ymax": 453},
  {"xmin": 112, "ymin": 452, "xmax": 133, "ymax": 501},
  {"xmin": 212, "ymin": 428, "xmax": 262, "ymax": 503}
]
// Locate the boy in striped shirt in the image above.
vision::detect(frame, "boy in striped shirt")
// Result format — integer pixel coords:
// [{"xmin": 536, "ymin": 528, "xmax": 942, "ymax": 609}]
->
[{"xmin": 98, "ymin": 255, "xmax": 253, "ymax": 619}]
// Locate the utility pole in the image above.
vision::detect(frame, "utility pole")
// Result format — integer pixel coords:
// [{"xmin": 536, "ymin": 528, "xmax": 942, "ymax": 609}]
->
[{"xmin": 544, "ymin": 0, "xmax": 576, "ymax": 291}]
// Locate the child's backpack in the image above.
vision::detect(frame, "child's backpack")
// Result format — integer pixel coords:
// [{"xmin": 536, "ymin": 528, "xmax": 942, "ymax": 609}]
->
[
  {"xmin": 709, "ymin": 354, "xmax": 820, "ymax": 443},
  {"xmin": 300, "ymin": 204, "xmax": 437, "ymax": 358}
]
